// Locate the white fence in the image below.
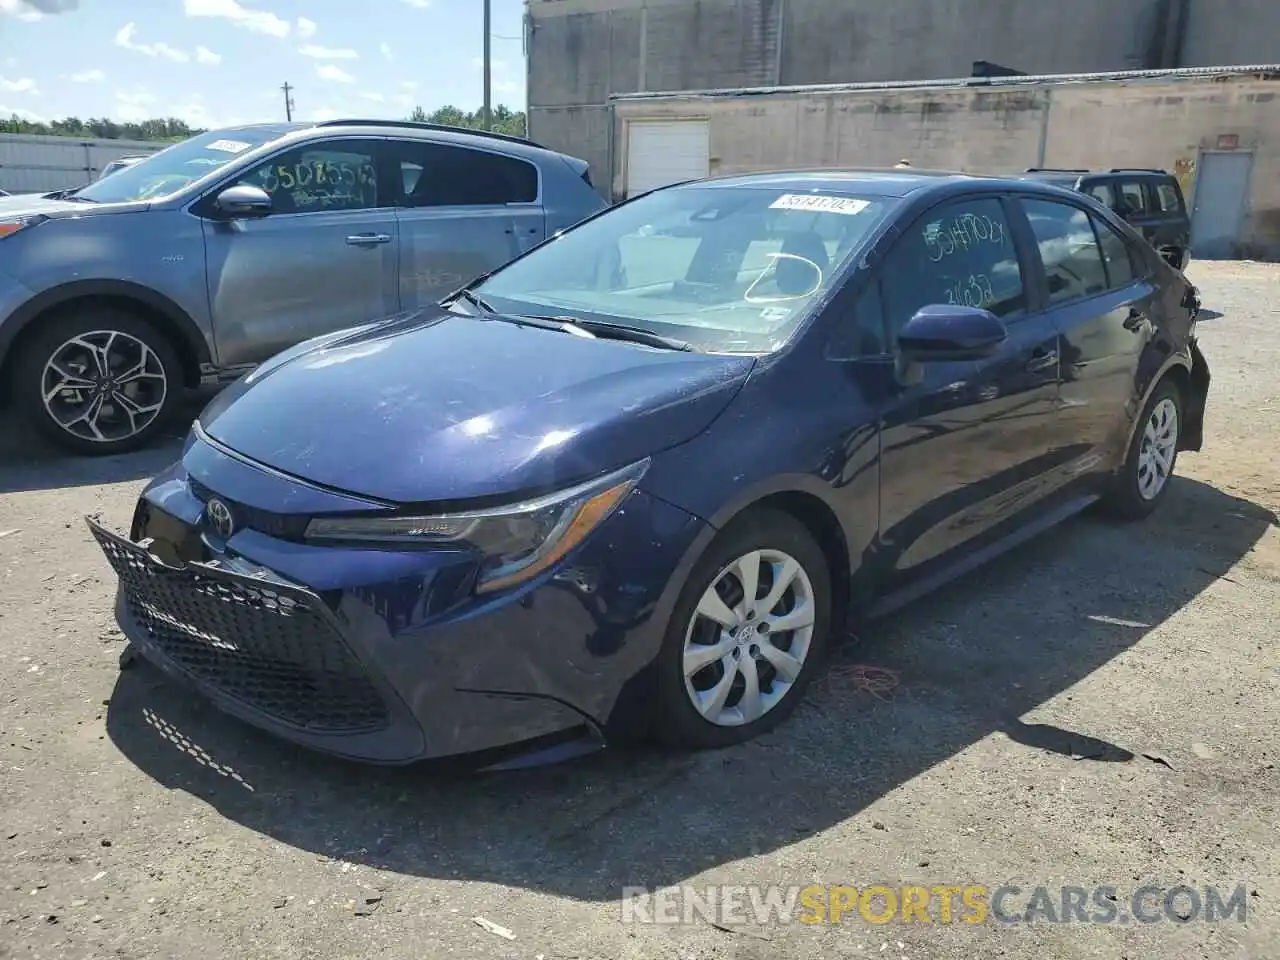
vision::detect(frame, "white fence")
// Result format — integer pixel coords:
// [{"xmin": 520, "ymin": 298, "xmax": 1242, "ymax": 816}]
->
[{"xmin": 0, "ymin": 133, "xmax": 170, "ymax": 194}]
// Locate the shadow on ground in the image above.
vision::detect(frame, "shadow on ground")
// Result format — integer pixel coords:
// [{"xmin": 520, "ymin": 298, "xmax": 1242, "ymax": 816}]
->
[
  {"xmin": 103, "ymin": 477, "xmax": 1274, "ymax": 901},
  {"xmin": 0, "ymin": 395, "xmax": 207, "ymax": 495}
]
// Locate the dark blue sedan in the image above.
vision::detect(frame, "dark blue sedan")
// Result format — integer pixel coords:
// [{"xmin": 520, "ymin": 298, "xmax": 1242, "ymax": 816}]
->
[{"xmin": 90, "ymin": 170, "xmax": 1210, "ymax": 764}]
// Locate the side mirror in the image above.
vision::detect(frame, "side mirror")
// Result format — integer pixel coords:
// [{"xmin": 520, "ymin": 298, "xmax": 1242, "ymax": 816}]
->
[
  {"xmin": 214, "ymin": 184, "xmax": 272, "ymax": 218},
  {"xmin": 898, "ymin": 304, "xmax": 1008, "ymax": 363}
]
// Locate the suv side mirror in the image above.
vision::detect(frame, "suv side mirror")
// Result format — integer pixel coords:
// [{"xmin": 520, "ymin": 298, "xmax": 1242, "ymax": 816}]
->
[
  {"xmin": 214, "ymin": 184, "xmax": 272, "ymax": 218},
  {"xmin": 898, "ymin": 304, "xmax": 1008, "ymax": 363}
]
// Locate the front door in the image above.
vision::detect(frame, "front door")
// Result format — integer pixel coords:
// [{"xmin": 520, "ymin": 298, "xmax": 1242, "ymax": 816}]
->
[
  {"xmin": 201, "ymin": 138, "xmax": 400, "ymax": 368},
  {"xmin": 389, "ymin": 140, "xmax": 541, "ymax": 309},
  {"xmin": 1191, "ymin": 151, "xmax": 1252, "ymax": 259},
  {"xmin": 872, "ymin": 195, "xmax": 1062, "ymax": 582}
]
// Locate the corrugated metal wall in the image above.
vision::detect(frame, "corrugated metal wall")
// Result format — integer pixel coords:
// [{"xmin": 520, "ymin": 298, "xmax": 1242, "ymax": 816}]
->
[{"xmin": 0, "ymin": 134, "xmax": 168, "ymax": 194}]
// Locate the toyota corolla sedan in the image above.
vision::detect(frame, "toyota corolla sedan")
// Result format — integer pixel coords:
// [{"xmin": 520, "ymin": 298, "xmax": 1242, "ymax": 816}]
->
[{"xmin": 89, "ymin": 170, "xmax": 1210, "ymax": 766}]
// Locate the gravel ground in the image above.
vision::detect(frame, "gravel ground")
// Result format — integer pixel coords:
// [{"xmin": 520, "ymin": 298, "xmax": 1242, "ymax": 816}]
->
[{"xmin": 0, "ymin": 261, "xmax": 1277, "ymax": 960}]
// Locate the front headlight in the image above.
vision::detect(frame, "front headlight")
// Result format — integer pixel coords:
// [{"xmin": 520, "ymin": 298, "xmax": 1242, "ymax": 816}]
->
[{"xmin": 304, "ymin": 459, "xmax": 649, "ymax": 593}]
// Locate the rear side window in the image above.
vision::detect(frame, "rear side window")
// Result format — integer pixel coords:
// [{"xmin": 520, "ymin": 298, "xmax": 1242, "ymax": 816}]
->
[
  {"xmin": 1022, "ymin": 199, "xmax": 1108, "ymax": 304},
  {"xmin": 1155, "ymin": 182, "xmax": 1184, "ymax": 213},
  {"xmin": 879, "ymin": 197, "xmax": 1026, "ymax": 333},
  {"xmin": 394, "ymin": 141, "xmax": 538, "ymax": 207},
  {"xmin": 1091, "ymin": 214, "xmax": 1136, "ymax": 289},
  {"xmin": 1117, "ymin": 181, "xmax": 1147, "ymax": 215}
]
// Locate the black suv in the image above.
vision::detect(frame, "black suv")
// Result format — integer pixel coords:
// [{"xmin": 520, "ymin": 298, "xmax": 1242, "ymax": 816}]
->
[{"xmin": 1017, "ymin": 168, "xmax": 1191, "ymax": 271}]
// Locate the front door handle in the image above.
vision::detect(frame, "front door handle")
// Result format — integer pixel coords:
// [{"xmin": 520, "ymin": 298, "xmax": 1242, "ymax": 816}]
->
[
  {"xmin": 346, "ymin": 233, "xmax": 393, "ymax": 246},
  {"xmin": 1025, "ymin": 349, "xmax": 1058, "ymax": 373}
]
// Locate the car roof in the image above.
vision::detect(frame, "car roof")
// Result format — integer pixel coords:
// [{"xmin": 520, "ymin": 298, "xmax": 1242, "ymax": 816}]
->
[
  {"xmin": 1018, "ymin": 168, "xmax": 1173, "ymax": 183},
  {"xmin": 672, "ymin": 168, "xmax": 1087, "ymax": 200},
  {"xmin": 207, "ymin": 119, "xmax": 570, "ymax": 163}
]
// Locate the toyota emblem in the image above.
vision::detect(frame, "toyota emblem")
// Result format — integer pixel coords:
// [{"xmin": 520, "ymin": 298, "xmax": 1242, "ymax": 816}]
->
[{"xmin": 205, "ymin": 498, "xmax": 236, "ymax": 539}]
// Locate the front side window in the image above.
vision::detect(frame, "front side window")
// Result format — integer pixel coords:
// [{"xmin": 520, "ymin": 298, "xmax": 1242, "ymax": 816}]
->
[
  {"xmin": 74, "ymin": 127, "xmax": 291, "ymax": 203},
  {"xmin": 878, "ymin": 197, "xmax": 1025, "ymax": 337},
  {"xmin": 1022, "ymin": 199, "xmax": 1108, "ymax": 304},
  {"xmin": 471, "ymin": 185, "xmax": 896, "ymax": 353},
  {"xmin": 395, "ymin": 141, "xmax": 538, "ymax": 207},
  {"xmin": 232, "ymin": 140, "xmax": 381, "ymax": 214}
]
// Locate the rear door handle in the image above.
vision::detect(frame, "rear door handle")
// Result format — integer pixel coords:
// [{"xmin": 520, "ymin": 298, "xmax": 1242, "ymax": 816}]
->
[
  {"xmin": 1026, "ymin": 349, "xmax": 1058, "ymax": 373},
  {"xmin": 346, "ymin": 233, "xmax": 393, "ymax": 246},
  {"xmin": 1124, "ymin": 309, "xmax": 1147, "ymax": 331}
]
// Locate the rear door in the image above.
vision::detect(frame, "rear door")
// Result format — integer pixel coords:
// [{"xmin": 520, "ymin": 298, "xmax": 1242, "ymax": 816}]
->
[
  {"xmin": 390, "ymin": 139, "xmax": 543, "ymax": 309},
  {"xmin": 200, "ymin": 137, "xmax": 400, "ymax": 367},
  {"xmin": 1016, "ymin": 195, "xmax": 1156, "ymax": 481},
  {"xmin": 870, "ymin": 194, "xmax": 1064, "ymax": 581}
]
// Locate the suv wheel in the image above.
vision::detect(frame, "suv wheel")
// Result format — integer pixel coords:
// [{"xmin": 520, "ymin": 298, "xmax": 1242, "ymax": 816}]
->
[{"xmin": 13, "ymin": 307, "xmax": 183, "ymax": 456}]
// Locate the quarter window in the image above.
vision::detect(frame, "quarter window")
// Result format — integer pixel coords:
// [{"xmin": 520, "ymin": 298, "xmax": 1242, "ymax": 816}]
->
[
  {"xmin": 233, "ymin": 140, "xmax": 381, "ymax": 213},
  {"xmin": 395, "ymin": 141, "xmax": 538, "ymax": 207},
  {"xmin": 1155, "ymin": 182, "xmax": 1183, "ymax": 213},
  {"xmin": 1022, "ymin": 199, "xmax": 1109, "ymax": 304},
  {"xmin": 878, "ymin": 197, "xmax": 1025, "ymax": 336},
  {"xmin": 1084, "ymin": 184, "xmax": 1115, "ymax": 208}
]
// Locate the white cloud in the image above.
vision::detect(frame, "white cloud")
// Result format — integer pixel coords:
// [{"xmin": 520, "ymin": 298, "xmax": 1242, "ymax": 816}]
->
[
  {"xmin": 296, "ymin": 16, "xmax": 316, "ymax": 38},
  {"xmin": 380, "ymin": 43, "xmax": 393, "ymax": 61},
  {"xmin": 400, "ymin": 0, "xmax": 430, "ymax": 7},
  {"xmin": 401, "ymin": 80, "xmax": 417, "ymax": 90},
  {"xmin": 196, "ymin": 45, "xmax": 222, "ymax": 65},
  {"xmin": 115, "ymin": 23, "xmax": 191, "ymax": 62},
  {"xmin": 469, "ymin": 57, "xmax": 508, "ymax": 71},
  {"xmin": 0, "ymin": 103, "xmax": 47, "ymax": 121},
  {"xmin": 299, "ymin": 44, "xmax": 357, "ymax": 60},
  {"xmin": 308, "ymin": 105, "xmax": 342, "ymax": 122},
  {"xmin": 0, "ymin": 0, "xmax": 44, "ymax": 23},
  {"xmin": 0, "ymin": 74, "xmax": 38, "ymax": 94},
  {"xmin": 66, "ymin": 68, "xmax": 105, "ymax": 83},
  {"xmin": 182, "ymin": 0, "xmax": 290, "ymax": 38},
  {"xmin": 114, "ymin": 88, "xmax": 158, "ymax": 122},
  {"xmin": 165, "ymin": 94, "xmax": 242, "ymax": 130},
  {"xmin": 359, "ymin": 91, "xmax": 385, "ymax": 103},
  {"xmin": 494, "ymin": 79, "xmax": 521, "ymax": 96},
  {"xmin": 316, "ymin": 64, "xmax": 354, "ymax": 83}
]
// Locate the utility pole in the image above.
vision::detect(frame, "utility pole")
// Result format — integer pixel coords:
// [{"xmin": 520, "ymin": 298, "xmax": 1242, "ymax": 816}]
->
[
  {"xmin": 281, "ymin": 82, "xmax": 295, "ymax": 122},
  {"xmin": 481, "ymin": 0, "xmax": 492, "ymax": 130}
]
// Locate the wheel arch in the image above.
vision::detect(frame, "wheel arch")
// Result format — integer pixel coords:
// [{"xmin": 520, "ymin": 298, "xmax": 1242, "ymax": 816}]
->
[
  {"xmin": 0, "ymin": 280, "xmax": 211, "ymax": 392},
  {"xmin": 1120, "ymin": 352, "xmax": 1196, "ymax": 460}
]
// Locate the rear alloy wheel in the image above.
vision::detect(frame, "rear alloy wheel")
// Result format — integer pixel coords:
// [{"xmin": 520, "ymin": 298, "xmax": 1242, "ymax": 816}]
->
[
  {"xmin": 14, "ymin": 308, "xmax": 183, "ymax": 456},
  {"xmin": 655, "ymin": 510, "xmax": 832, "ymax": 748},
  {"xmin": 1103, "ymin": 379, "xmax": 1183, "ymax": 520}
]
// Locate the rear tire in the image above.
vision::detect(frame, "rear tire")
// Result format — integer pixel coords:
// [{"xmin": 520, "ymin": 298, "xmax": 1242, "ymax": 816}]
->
[
  {"xmin": 13, "ymin": 306, "xmax": 184, "ymax": 456},
  {"xmin": 652, "ymin": 509, "xmax": 833, "ymax": 750},
  {"xmin": 1101, "ymin": 379, "xmax": 1183, "ymax": 521}
]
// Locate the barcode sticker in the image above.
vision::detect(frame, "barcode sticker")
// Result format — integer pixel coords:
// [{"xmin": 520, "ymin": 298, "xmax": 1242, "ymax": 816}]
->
[{"xmin": 770, "ymin": 193, "xmax": 870, "ymax": 216}]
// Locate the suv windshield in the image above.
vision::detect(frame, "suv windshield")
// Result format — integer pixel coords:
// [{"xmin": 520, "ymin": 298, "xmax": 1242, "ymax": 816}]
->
[
  {"xmin": 471, "ymin": 185, "xmax": 895, "ymax": 353},
  {"xmin": 75, "ymin": 128, "xmax": 288, "ymax": 203}
]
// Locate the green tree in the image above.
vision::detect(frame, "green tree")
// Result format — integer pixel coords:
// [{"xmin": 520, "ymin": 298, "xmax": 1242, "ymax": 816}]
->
[
  {"xmin": 0, "ymin": 114, "xmax": 201, "ymax": 141},
  {"xmin": 408, "ymin": 104, "xmax": 527, "ymax": 138}
]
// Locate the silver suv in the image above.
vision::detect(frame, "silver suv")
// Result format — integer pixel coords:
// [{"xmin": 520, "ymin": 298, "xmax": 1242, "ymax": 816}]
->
[{"xmin": 0, "ymin": 120, "xmax": 606, "ymax": 454}]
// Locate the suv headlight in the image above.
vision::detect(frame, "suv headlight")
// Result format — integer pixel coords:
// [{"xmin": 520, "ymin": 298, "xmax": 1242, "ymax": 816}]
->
[{"xmin": 304, "ymin": 459, "xmax": 649, "ymax": 593}]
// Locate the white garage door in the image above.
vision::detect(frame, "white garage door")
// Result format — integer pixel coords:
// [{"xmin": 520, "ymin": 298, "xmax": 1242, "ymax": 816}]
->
[{"xmin": 625, "ymin": 120, "xmax": 710, "ymax": 198}]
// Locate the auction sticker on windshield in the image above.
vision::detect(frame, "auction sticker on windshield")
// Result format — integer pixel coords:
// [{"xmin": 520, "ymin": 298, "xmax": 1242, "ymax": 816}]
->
[
  {"xmin": 206, "ymin": 139, "xmax": 252, "ymax": 154},
  {"xmin": 770, "ymin": 194, "xmax": 870, "ymax": 216}
]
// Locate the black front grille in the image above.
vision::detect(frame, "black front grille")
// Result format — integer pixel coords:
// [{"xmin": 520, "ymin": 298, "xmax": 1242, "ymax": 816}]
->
[{"xmin": 91, "ymin": 523, "xmax": 389, "ymax": 735}]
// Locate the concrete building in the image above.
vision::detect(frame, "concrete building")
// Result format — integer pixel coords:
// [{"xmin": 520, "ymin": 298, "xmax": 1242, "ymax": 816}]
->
[
  {"xmin": 605, "ymin": 65, "xmax": 1280, "ymax": 258},
  {"xmin": 526, "ymin": 0, "xmax": 1280, "ymax": 192}
]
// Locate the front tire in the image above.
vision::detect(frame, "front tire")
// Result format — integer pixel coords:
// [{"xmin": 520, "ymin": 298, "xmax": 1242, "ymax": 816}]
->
[
  {"xmin": 1102, "ymin": 379, "xmax": 1183, "ymax": 520},
  {"xmin": 13, "ymin": 307, "xmax": 183, "ymax": 456},
  {"xmin": 653, "ymin": 509, "xmax": 832, "ymax": 749}
]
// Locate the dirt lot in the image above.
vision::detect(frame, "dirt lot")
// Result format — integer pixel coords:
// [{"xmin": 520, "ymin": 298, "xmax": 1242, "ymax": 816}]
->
[{"xmin": 1, "ymin": 261, "xmax": 1277, "ymax": 960}]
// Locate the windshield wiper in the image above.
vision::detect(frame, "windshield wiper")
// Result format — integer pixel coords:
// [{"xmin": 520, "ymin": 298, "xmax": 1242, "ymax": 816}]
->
[
  {"xmin": 530, "ymin": 315, "xmax": 696, "ymax": 352},
  {"xmin": 446, "ymin": 289, "xmax": 496, "ymax": 314}
]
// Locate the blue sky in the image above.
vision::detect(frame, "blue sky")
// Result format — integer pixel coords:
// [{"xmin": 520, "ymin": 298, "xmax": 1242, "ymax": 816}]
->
[{"xmin": 0, "ymin": 0, "xmax": 528, "ymax": 128}]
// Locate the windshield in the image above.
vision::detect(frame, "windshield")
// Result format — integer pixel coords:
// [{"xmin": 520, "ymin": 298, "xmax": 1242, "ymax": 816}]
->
[
  {"xmin": 75, "ymin": 129, "xmax": 286, "ymax": 203},
  {"xmin": 472, "ymin": 185, "xmax": 896, "ymax": 353}
]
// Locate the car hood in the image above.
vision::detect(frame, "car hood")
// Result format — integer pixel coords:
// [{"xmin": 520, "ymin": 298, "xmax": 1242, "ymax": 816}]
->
[
  {"xmin": 198, "ymin": 309, "xmax": 756, "ymax": 505},
  {"xmin": 0, "ymin": 194, "xmax": 146, "ymax": 217}
]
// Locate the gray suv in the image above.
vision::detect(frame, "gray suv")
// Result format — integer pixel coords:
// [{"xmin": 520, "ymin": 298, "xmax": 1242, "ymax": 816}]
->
[{"xmin": 0, "ymin": 120, "xmax": 606, "ymax": 454}]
